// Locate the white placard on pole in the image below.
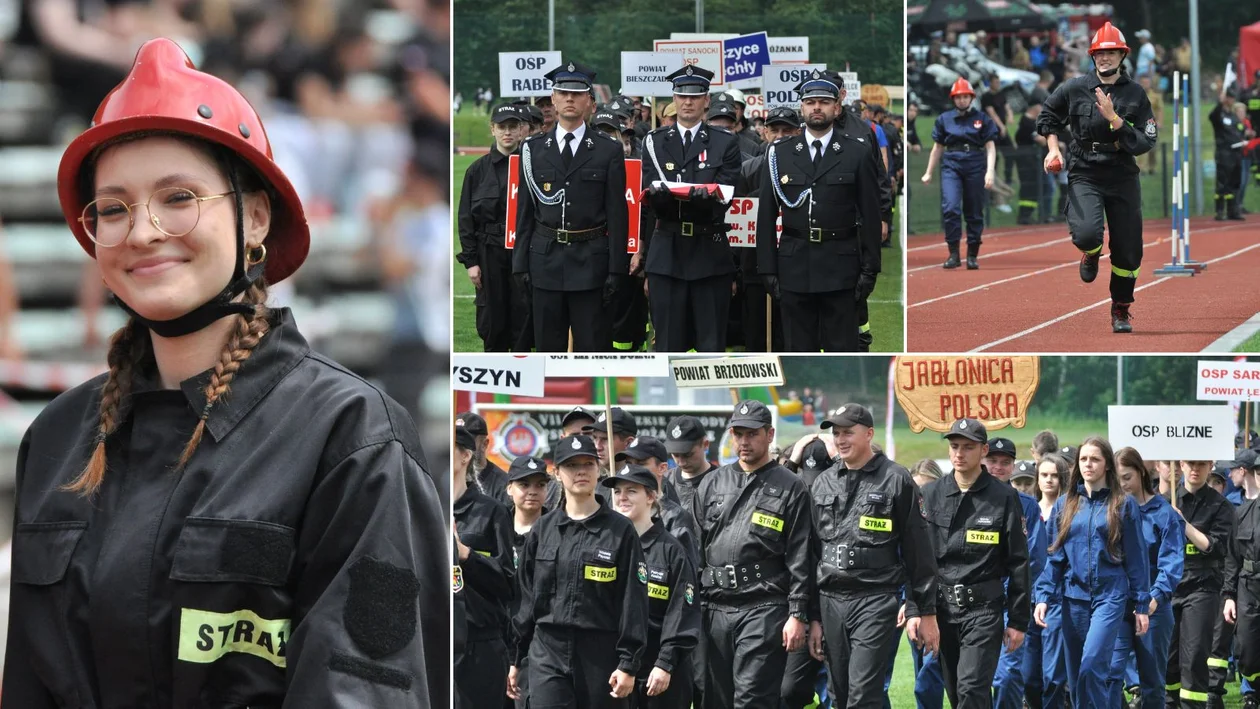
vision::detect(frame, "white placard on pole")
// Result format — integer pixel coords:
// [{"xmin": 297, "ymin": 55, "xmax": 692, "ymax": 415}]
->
[
  {"xmin": 768, "ymin": 37, "xmax": 810, "ymax": 63},
  {"xmin": 672, "ymin": 356, "xmax": 786, "ymax": 388},
  {"xmin": 498, "ymin": 51, "xmax": 563, "ymax": 98},
  {"xmin": 1196, "ymin": 360, "xmax": 1260, "ymax": 401},
  {"xmin": 762, "ymin": 63, "xmax": 828, "ymax": 110},
  {"xmin": 652, "ymin": 39, "xmax": 726, "ymax": 88},
  {"xmin": 839, "ymin": 71, "xmax": 861, "ymax": 107},
  {"xmin": 452, "ymin": 354, "xmax": 547, "ymax": 397},
  {"xmin": 620, "ymin": 52, "xmax": 678, "ymax": 98},
  {"xmin": 545, "ymin": 355, "xmax": 671, "ymax": 378},
  {"xmin": 1107, "ymin": 405, "xmax": 1236, "ymax": 460}
]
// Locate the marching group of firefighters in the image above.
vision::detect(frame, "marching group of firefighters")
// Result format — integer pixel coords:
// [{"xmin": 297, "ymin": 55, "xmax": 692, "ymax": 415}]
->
[
  {"xmin": 458, "ymin": 59, "xmax": 896, "ymax": 353},
  {"xmin": 452, "ymin": 400, "xmax": 1260, "ymax": 708}
]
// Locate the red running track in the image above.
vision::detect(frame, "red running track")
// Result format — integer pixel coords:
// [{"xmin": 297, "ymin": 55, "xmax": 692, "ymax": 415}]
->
[{"xmin": 907, "ymin": 217, "xmax": 1260, "ymax": 352}]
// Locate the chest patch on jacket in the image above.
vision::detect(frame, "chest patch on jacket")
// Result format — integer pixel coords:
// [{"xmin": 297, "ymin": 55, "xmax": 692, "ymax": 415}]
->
[
  {"xmin": 178, "ymin": 608, "xmax": 290, "ymax": 668},
  {"xmin": 596, "ymin": 548, "xmax": 614, "ymax": 562},
  {"xmin": 966, "ymin": 530, "xmax": 1000, "ymax": 544},
  {"xmin": 586, "ymin": 565, "xmax": 617, "ymax": 581},
  {"xmin": 752, "ymin": 511, "xmax": 784, "ymax": 531},
  {"xmin": 647, "ymin": 582, "xmax": 670, "ymax": 600},
  {"xmin": 860, "ymin": 516, "xmax": 893, "ymax": 532}
]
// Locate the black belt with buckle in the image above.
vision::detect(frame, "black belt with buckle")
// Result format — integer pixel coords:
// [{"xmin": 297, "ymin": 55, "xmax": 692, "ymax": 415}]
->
[
  {"xmin": 945, "ymin": 144, "xmax": 981, "ymax": 153},
  {"xmin": 782, "ymin": 226, "xmax": 856, "ymax": 243},
  {"xmin": 700, "ymin": 557, "xmax": 787, "ymax": 590},
  {"xmin": 658, "ymin": 219, "xmax": 728, "ymax": 238},
  {"xmin": 1087, "ymin": 141, "xmax": 1121, "ymax": 153},
  {"xmin": 535, "ymin": 223, "xmax": 607, "ymax": 245},
  {"xmin": 938, "ymin": 578, "xmax": 1005, "ymax": 609},
  {"xmin": 820, "ymin": 543, "xmax": 899, "ymax": 570}
]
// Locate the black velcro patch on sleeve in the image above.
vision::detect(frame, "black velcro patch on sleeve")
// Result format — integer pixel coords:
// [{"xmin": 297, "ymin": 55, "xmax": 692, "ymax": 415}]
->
[
  {"xmin": 222, "ymin": 525, "xmax": 294, "ymax": 583},
  {"xmin": 329, "ymin": 651, "xmax": 413, "ymax": 690},
  {"xmin": 344, "ymin": 556, "xmax": 421, "ymax": 659}
]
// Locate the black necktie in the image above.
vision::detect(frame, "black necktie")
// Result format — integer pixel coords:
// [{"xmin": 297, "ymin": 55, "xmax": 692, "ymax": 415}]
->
[
  {"xmin": 562, "ymin": 133, "xmax": 574, "ymax": 167},
  {"xmin": 683, "ymin": 129, "xmax": 693, "ymax": 153},
  {"xmin": 812, "ymin": 139, "xmax": 823, "ymax": 167}
]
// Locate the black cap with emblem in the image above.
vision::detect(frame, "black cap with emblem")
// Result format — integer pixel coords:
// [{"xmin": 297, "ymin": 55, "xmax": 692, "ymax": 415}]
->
[
  {"xmin": 544, "ymin": 61, "xmax": 596, "ymax": 92},
  {"xmin": 987, "ymin": 437, "xmax": 1016, "ymax": 458},
  {"xmin": 523, "ymin": 104, "xmax": 544, "ymax": 125},
  {"xmin": 554, "ymin": 434, "xmax": 599, "ymax": 464},
  {"xmin": 943, "ymin": 418, "xmax": 988, "ymax": 443},
  {"xmin": 600, "ymin": 463, "xmax": 660, "ymax": 492},
  {"xmin": 794, "ymin": 69, "xmax": 843, "ymax": 101},
  {"xmin": 562, "ymin": 406, "xmax": 597, "ymax": 430},
  {"xmin": 666, "ymin": 64, "xmax": 715, "ymax": 95},
  {"xmin": 664, "ymin": 415, "xmax": 707, "ymax": 453},
  {"xmin": 491, "ymin": 104, "xmax": 526, "ymax": 124},
  {"xmin": 1060, "ymin": 446, "xmax": 1079, "ymax": 464},
  {"xmin": 728, "ymin": 399, "xmax": 773, "ymax": 429},
  {"xmin": 582, "ymin": 407, "xmax": 638, "ymax": 436},
  {"xmin": 455, "ymin": 411, "xmax": 488, "ymax": 436},
  {"xmin": 455, "ymin": 426, "xmax": 476, "ymax": 451},
  {"xmin": 820, "ymin": 403, "xmax": 874, "ymax": 430},
  {"xmin": 1011, "ymin": 460, "xmax": 1036, "ymax": 481},
  {"xmin": 617, "ymin": 436, "xmax": 669, "ymax": 464},
  {"xmin": 707, "ymin": 102, "xmax": 737, "ymax": 121},
  {"xmin": 765, "ymin": 106, "xmax": 801, "ymax": 127},
  {"xmin": 593, "ymin": 110, "xmax": 623, "ymax": 130},
  {"xmin": 507, "ymin": 455, "xmax": 550, "ymax": 482},
  {"xmin": 1233, "ymin": 448, "xmax": 1260, "ymax": 470}
]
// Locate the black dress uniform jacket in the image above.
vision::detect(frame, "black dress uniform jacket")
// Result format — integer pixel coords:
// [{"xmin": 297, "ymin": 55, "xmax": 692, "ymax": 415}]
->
[
  {"xmin": 1175, "ymin": 484, "xmax": 1236, "ymax": 594},
  {"xmin": 4, "ymin": 309, "xmax": 447, "ymax": 708},
  {"xmin": 639, "ymin": 521, "xmax": 701, "ymax": 676},
  {"xmin": 808, "ymin": 452, "xmax": 938, "ymax": 617},
  {"xmin": 1036, "ymin": 72, "xmax": 1157, "ymax": 175},
  {"xmin": 513, "ymin": 496, "xmax": 649, "ymax": 673},
  {"xmin": 921, "ymin": 468, "xmax": 1032, "ymax": 631},
  {"xmin": 640, "ymin": 122, "xmax": 742, "ymax": 280},
  {"xmin": 453, "ymin": 488, "xmax": 516, "ymax": 639},
  {"xmin": 688, "ymin": 460, "xmax": 812, "ymax": 617},
  {"xmin": 513, "ymin": 127, "xmax": 629, "ymax": 291},
  {"xmin": 1225, "ymin": 494, "xmax": 1260, "ymax": 602}
]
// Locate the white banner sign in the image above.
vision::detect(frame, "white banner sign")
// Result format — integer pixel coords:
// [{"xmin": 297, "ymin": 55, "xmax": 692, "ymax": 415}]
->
[
  {"xmin": 452, "ymin": 354, "xmax": 546, "ymax": 397},
  {"xmin": 620, "ymin": 51, "xmax": 677, "ymax": 97},
  {"xmin": 545, "ymin": 354, "xmax": 671, "ymax": 378},
  {"xmin": 672, "ymin": 356, "xmax": 786, "ymax": 388},
  {"xmin": 1196, "ymin": 360, "xmax": 1260, "ymax": 401},
  {"xmin": 1107, "ymin": 405, "xmax": 1236, "ymax": 461},
  {"xmin": 763, "ymin": 63, "xmax": 828, "ymax": 110},
  {"xmin": 768, "ymin": 36, "xmax": 810, "ymax": 63},
  {"xmin": 839, "ymin": 71, "xmax": 862, "ymax": 107},
  {"xmin": 652, "ymin": 39, "xmax": 726, "ymax": 88},
  {"xmin": 724, "ymin": 196, "xmax": 782, "ymax": 248},
  {"xmin": 498, "ymin": 51, "xmax": 562, "ymax": 98}
]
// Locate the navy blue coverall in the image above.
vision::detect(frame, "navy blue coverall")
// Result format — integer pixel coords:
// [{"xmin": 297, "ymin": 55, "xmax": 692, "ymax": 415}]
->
[{"xmin": 931, "ymin": 107, "xmax": 999, "ymax": 247}]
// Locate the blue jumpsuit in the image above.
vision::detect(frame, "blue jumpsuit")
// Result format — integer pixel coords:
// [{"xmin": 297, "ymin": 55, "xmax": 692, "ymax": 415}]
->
[
  {"xmin": 931, "ymin": 107, "xmax": 1000, "ymax": 247},
  {"xmin": 1034, "ymin": 487, "xmax": 1150, "ymax": 707},
  {"xmin": 993, "ymin": 493, "xmax": 1048, "ymax": 708},
  {"xmin": 1110, "ymin": 492, "xmax": 1184, "ymax": 709}
]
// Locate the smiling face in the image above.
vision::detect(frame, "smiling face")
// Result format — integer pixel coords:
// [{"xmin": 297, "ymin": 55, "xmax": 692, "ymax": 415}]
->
[
  {"xmin": 830, "ymin": 425, "xmax": 873, "ymax": 465},
  {"xmin": 984, "ymin": 454, "xmax": 1015, "ymax": 482},
  {"xmin": 91, "ymin": 136, "xmax": 270, "ymax": 323},
  {"xmin": 611, "ymin": 480, "xmax": 654, "ymax": 521},
  {"xmin": 1092, "ymin": 49, "xmax": 1125, "ymax": 74}
]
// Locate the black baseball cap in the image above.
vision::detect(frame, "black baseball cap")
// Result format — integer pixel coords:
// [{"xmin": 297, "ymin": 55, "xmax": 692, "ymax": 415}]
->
[
  {"xmin": 1012, "ymin": 460, "xmax": 1037, "ymax": 481},
  {"xmin": 728, "ymin": 399, "xmax": 773, "ymax": 429},
  {"xmin": 765, "ymin": 107, "xmax": 801, "ymax": 127},
  {"xmin": 944, "ymin": 418, "xmax": 988, "ymax": 443},
  {"xmin": 554, "ymin": 435, "xmax": 599, "ymax": 464},
  {"xmin": 707, "ymin": 102, "xmax": 737, "ymax": 121},
  {"xmin": 986, "ymin": 437, "xmax": 1016, "ymax": 458},
  {"xmin": 1210, "ymin": 463, "xmax": 1229, "ymax": 481},
  {"xmin": 524, "ymin": 104, "xmax": 545, "ymax": 124},
  {"xmin": 593, "ymin": 111, "xmax": 623, "ymax": 130},
  {"xmin": 801, "ymin": 438, "xmax": 832, "ymax": 472},
  {"xmin": 507, "ymin": 455, "xmax": 550, "ymax": 482},
  {"xmin": 820, "ymin": 404, "xmax": 874, "ymax": 430},
  {"xmin": 455, "ymin": 411, "xmax": 487, "ymax": 436},
  {"xmin": 562, "ymin": 406, "xmax": 597, "ymax": 429},
  {"xmin": 455, "ymin": 426, "xmax": 476, "ymax": 451},
  {"xmin": 583, "ymin": 407, "xmax": 638, "ymax": 436},
  {"xmin": 1236, "ymin": 430, "xmax": 1259, "ymax": 449},
  {"xmin": 617, "ymin": 436, "xmax": 668, "ymax": 464},
  {"xmin": 599, "ymin": 463, "xmax": 659, "ymax": 492},
  {"xmin": 664, "ymin": 415, "xmax": 707, "ymax": 453},
  {"xmin": 491, "ymin": 104, "xmax": 525, "ymax": 124},
  {"xmin": 1060, "ymin": 446, "xmax": 1079, "ymax": 463}
]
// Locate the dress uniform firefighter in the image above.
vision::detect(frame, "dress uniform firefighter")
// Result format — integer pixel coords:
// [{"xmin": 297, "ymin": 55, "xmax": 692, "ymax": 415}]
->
[
  {"xmin": 639, "ymin": 65, "xmax": 743, "ymax": 352},
  {"xmin": 689, "ymin": 400, "xmax": 812, "ymax": 709},
  {"xmin": 1037, "ymin": 22, "xmax": 1157, "ymax": 333},
  {"xmin": 757, "ymin": 69, "xmax": 882, "ymax": 352},
  {"xmin": 1210, "ymin": 88, "xmax": 1247, "ymax": 221},
  {"xmin": 458, "ymin": 103, "xmax": 532, "ymax": 351},
  {"xmin": 513, "ymin": 61, "xmax": 630, "ymax": 352},
  {"xmin": 510, "ymin": 435, "xmax": 649, "ymax": 708},
  {"xmin": 1224, "ymin": 454, "xmax": 1260, "ymax": 709},
  {"xmin": 592, "ymin": 110, "xmax": 650, "ymax": 353},
  {"xmin": 921, "ymin": 418, "xmax": 1031, "ymax": 709},
  {"xmin": 807, "ymin": 404, "xmax": 940, "ymax": 707},
  {"xmin": 920, "ymin": 78, "xmax": 998, "ymax": 270}
]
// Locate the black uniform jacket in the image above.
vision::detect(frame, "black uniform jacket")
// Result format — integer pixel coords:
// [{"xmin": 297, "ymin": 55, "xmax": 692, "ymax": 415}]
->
[
  {"xmin": 689, "ymin": 460, "xmax": 812, "ymax": 617},
  {"xmin": 1036, "ymin": 72, "xmax": 1157, "ymax": 175},
  {"xmin": 513, "ymin": 126, "xmax": 629, "ymax": 291},
  {"xmin": 1209, "ymin": 102, "xmax": 1247, "ymax": 149},
  {"xmin": 1175, "ymin": 484, "xmax": 1236, "ymax": 594},
  {"xmin": 4, "ymin": 308, "xmax": 447, "ymax": 708},
  {"xmin": 1225, "ymin": 495, "xmax": 1260, "ymax": 600},
  {"xmin": 658, "ymin": 495, "xmax": 701, "ymax": 571},
  {"xmin": 756, "ymin": 126, "xmax": 883, "ymax": 294},
  {"xmin": 639, "ymin": 521, "xmax": 701, "ymax": 676},
  {"xmin": 640, "ymin": 122, "xmax": 742, "ymax": 280},
  {"xmin": 476, "ymin": 460, "xmax": 511, "ymax": 509},
  {"xmin": 921, "ymin": 468, "xmax": 1031, "ymax": 631},
  {"xmin": 453, "ymin": 488, "xmax": 515, "ymax": 640},
  {"xmin": 668, "ymin": 463, "xmax": 716, "ymax": 515},
  {"xmin": 809, "ymin": 452, "xmax": 938, "ymax": 618},
  {"xmin": 513, "ymin": 495, "xmax": 649, "ymax": 674},
  {"xmin": 457, "ymin": 144, "xmax": 512, "ymax": 268}
]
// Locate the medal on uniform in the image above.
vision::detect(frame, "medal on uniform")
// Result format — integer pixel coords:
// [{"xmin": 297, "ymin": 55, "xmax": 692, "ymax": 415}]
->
[
  {"xmin": 781, "ymin": 175, "xmax": 790, "ymax": 185},
  {"xmin": 665, "ymin": 162, "xmax": 675, "ymax": 171},
  {"xmin": 543, "ymin": 182, "xmax": 551, "ymax": 191}
]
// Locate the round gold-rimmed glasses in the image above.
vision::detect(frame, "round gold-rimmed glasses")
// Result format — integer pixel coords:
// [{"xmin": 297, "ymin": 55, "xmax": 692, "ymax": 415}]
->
[{"xmin": 78, "ymin": 187, "xmax": 235, "ymax": 247}]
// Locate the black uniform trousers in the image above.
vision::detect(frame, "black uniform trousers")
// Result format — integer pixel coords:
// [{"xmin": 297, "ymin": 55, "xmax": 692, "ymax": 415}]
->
[
  {"xmin": 781, "ymin": 647, "xmax": 823, "ymax": 709},
  {"xmin": 937, "ymin": 600, "xmax": 1006, "ymax": 709},
  {"xmin": 1238, "ymin": 580, "xmax": 1260, "ymax": 689},
  {"xmin": 529, "ymin": 627, "xmax": 630, "ymax": 709},
  {"xmin": 1016, "ymin": 150, "xmax": 1043, "ymax": 224},
  {"xmin": 649, "ymin": 273, "xmax": 730, "ymax": 353},
  {"xmin": 1216, "ymin": 148, "xmax": 1242, "ymax": 203},
  {"xmin": 511, "ymin": 653, "xmax": 532, "ymax": 709},
  {"xmin": 533, "ymin": 287, "xmax": 612, "ymax": 352},
  {"xmin": 611, "ymin": 277, "xmax": 648, "ymax": 352},
  {"xmin": 1208, "ymin": 600, "xmax": 1234, "ymax": 704},
  {"xmin": 456, "ymin": 635, "xmax": 509, "ymax": 708},
  {"xmin": 779, "ymin": 289, "xmax": 858, "ymax": 352},
  {"xmin": 819, "ymin": 591, "xmax": 902, "ymax": 709},
  {"xmin": 1168, "ymin": 588, "xmax": 1221, "ymax": 709},
  {"xmin": 633, "ymin": 661, "xmax": 694, "ymax": 709},
  {"xmin": 702, "ymin": 603, "xmax": 789, "ymax": 709},
  {"xmin": 476, "ymin": 241, "xmax": 532, "ymax": 352},
  {"xmin": 1064, "ymin": 169, "xmax": 1143, "ymax": 304}
]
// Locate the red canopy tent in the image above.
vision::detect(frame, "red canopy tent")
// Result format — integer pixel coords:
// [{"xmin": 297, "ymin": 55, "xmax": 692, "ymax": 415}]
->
[{"xmin": 1242, "ymin": 21, "xmax": 1260, "ymax": 88}]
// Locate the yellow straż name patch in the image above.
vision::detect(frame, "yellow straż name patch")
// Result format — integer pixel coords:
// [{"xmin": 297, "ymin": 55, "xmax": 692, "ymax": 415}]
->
[
  {"xmin": 178, "ymin": 608, "xmax": 290, "ymax": 668},
  {"xmin": 860, "ymin": 516, "xmax": 893, "ymax": 533},
  {"xmin": 1185, "ymin": 543, "xmax": 1200, "ymax": 556},
  {"xmin": 752, "ymin": 511, "xmax": 784, "ymax": 532},
  {"xmin": 966, "ymin": 530, "xmax": 1000, "ymax": 544},
  {"xmin": 648, "ymin": 582, "xmax": 670, "ymax": 600},
  {"xmin": 585, "ymin": 565, "xmax": 617, "ymax": 582}
]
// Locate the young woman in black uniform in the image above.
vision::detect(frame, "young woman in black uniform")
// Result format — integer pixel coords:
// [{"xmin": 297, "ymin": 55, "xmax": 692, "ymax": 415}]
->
[
  {"xmin": 604, "ymin": 464, "xmax": 701, "ymax": 709},
  {"xmin": 504, "ymin": 454, "xmax": 551, "ymax": 709}
]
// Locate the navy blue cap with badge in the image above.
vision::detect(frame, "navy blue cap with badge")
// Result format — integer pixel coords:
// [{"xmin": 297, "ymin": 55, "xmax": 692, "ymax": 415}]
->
[
  {"xmin": 794, "ymin": 69, "xmax": 843, "ymax": 101},
  {"xmin": 599, "ymin": 463, "xmax": 660, "ymax": 492},
  {"xmin": 728, "ymin": 399, "xmax": 773, "ymax": 429},
  {"xmin": 544, "ymin": 61, "xmax": 597, "ymax": 92},
  {"xmin": 617, "ymin": 436, "xmax": 668, "ymax": 465},
  {"xmin": 508, "ymin": 455, "xmax": 550, "ymax": 482},
  {"xmin": 666, "ymin": 64, "xmax": 715, "ymax": 95},
  {"xmin": 554, "ymin": 434, "xmax": 599, "ymax": 464},
  {"xmin": 944, "ymin": 418, "xmax": 988, "ymax": 443},
  {"xmin": 665, "ymin": 415, "xmax": 707, "ymax": 454},
  {"xmin": 765, "ymin": 106, "xmax": 801, "ymax": 127},
  {"xmin": 987, "ymin": 437, "xmax": 1016, "ymax": 458}
]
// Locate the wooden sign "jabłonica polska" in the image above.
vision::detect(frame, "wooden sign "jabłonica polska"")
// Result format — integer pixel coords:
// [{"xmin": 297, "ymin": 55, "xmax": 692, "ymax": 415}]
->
[{"xmin": 893, "ymin": 356, "xmax": 1041, "ymax": 434}]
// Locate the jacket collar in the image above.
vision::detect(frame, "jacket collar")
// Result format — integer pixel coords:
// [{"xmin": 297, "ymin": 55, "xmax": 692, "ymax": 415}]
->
[{"xmin": 944, "ymin": 466, "xmax": 993, "ymax": 496}]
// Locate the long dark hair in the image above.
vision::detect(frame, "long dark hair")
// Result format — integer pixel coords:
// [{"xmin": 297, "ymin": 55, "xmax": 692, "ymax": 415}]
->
[
  {"xmin": 1115, "ymin": 446, "xmax": 1157, "ymax": 495},
  {"xmin": 1050, "ymin": 436, "xmax": 1127, "ymax": 561},
  {"xmin": 1035, "ymin": 452, "xmax": 1070, "ymax": 502}
]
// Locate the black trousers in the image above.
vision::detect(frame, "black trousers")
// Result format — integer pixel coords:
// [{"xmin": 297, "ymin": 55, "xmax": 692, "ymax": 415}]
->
[
  {"xmin": 740, "ymin": 282, "xmax": 785, "ymax": 352},
  {"xmin": 938, "ymin": 601, "xmax": 1005, "ymax": 709},
  {"xmin": 476, "ymin": 242, "xmax": 531, "ymax": 351},
  {"xmin": 1216, "ymin": 149, "xmax": 1242, "ymax": 200},
  {"xmin": 633, "ymin": 659, "xmax": 694, "ymax": 709},
  {"xmin": 529, "ymin": 627, "xmax": 629, "ymax": 709},
  {"xmin": 1064, "ymin": 170, "xmax": 1143, "ymax": 304},
  {"xmin": 510, "ymin": 652, "xmax": 532, "ymax": 709},
  {"xmin": 1238, "ymin": 580, "xmax": 1260, "ymax": 691},
  {"xmin": 1168, "ymin": 587, "xmax": 1221, "ymax": 709},
  {"xmin": 455, "ymin": 636, "xmax": 509, "ymax": 709},
  {"xmin": 819, "ymin": 591, "xmax": 901, "ymax": 709},
  {"xmin": 779, "ymin": 290, "xmax": 858, "ymax": 352},
  {"xmin": 648, "ymin": 273, "xmax": 731, "ymax": 352},
  {"xmin": 781, "ymin": 646, "xmax": 823, "ymax": 709},
  {"xmin": 702, "ymin": 603, "xmax": 789, "ymax": 709},
  {"xmin": 532, "ymin": 287, "xmax": 612, "ymax": 352},
  {"xmin": 1016, "ymin": 152, "xmax": 1042, "ymax": 222},
  {"xmin": 1209, "ymin": 595, "xmax": 1234, "ymax": 700},
  {"xmin": 610, "ymin": 276, "xmax": 649, "ymax": 352}
]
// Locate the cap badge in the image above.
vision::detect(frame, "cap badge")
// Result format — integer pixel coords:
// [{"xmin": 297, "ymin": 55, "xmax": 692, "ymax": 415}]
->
[
  {"xmin": 621, "ymin": 465, "xmax": 631, "ymax": 476},
  {"xmin": 455, "ymin": 419, "xmax": 465, "ymax": 426},
  {"xmin": 630, "ymin": 439, "xmax": 639, "ymax": 447},
  {"xmin": 806, "ymin": 458, "xmax": 817, "ymax": 468},
  {"xmin": 685, "ymin": 66, "xmax": 694, "ymax": 76},
  {"xmin": 672, "ymin": 425, "xmax": 682, "ymax": 438},
  {"xmin": 740, "ymin": 405, "xmax": 749, "ymax": 415},
  {"xmin": 995, "ymin": 441, "xmax": 1003, "ymax": 449},
  {"xmin": 838, "ymin": 406, "xmax": 847, "ymax": 414},
  {"xmin": 813, "ymin": 69, "xmax": 822, "ymax": 79},
  {"xmin": 598, "ymin": 413, "xmax": 606, "ymax": 422},
  {"xmin": 527, "ymin": 460, "xmax": 538, "ymax": 469},
  {"xmin": 572, "ymin": 438, "xmax": 582, "ymax": 449},
  {"xmin": 960, "ymin": 421, "xmax": 968, "ymax": 429},
  {"xmin": 567, "ymin": 63, "xmax": 575, "ymax": 72}
]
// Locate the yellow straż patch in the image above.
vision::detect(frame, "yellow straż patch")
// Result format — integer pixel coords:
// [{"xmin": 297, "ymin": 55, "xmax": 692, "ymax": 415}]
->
[
  {"xmin": 752, "ymin": 511, "xmax": 784, "ymax": 532},
  {"xmin": 859, "ymin": 516, "xmax": 893, "ymax": 533},
  {"xmin": 585, "ymin": 565, "xmax": 617, "ymax": 582},
  {"xmin": 966, "ymin": 530, "xmax": 999, "ymax": 544},
  {"xmin": 648, "ymin": 582, "xmax": 670, "ymax": 600},
  {"xmin": 178, "ymin": 608, "xmax": 290, "ymax": 668}
]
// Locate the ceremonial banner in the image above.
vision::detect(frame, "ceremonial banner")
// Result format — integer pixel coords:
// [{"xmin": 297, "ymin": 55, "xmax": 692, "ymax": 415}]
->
[{"xmin": 894, "ymin": 356, "xmax": 1041, "ymax": 433}]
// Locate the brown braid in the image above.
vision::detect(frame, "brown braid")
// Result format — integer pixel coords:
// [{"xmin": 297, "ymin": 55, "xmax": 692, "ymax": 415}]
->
[{"xmin": 175, "ymin": 282, "xmax": 271, "ymax": 471}]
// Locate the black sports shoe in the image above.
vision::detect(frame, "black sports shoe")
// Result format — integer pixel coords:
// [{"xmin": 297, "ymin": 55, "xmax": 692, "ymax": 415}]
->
[
  {"xmin": 1112, "ymin": 302, "xmax": 1133, "ymax": 333},
  {"xmin": 1080, "ymin": 251, "xmax": 1100, "ymax": 283}
]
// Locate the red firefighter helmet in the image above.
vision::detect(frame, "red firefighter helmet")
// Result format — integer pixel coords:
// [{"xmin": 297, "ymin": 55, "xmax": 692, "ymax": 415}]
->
[
  {"xmin": 57, "ymin": 38, "xmax": 309, "ymax": 284},
  {"xmin": 949, "ymin": 78, "xmax": 976, "ymax": 98},
  {"xmin": 1089, "ymin": 22, "xmax": 1130, "ymax": 55}
]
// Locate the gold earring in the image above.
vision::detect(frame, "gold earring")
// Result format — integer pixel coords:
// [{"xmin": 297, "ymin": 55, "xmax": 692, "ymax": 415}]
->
[{"xmin": 246, "ymin": 244, "xmax": 267, "ymax": 266}]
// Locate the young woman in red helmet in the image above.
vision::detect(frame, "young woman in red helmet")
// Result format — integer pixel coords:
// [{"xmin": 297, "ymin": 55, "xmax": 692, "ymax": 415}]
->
[
  {"xmin": 3, "ymin": 38, "xmax": 448, "ymax": 706},
  {"xmin": 1037, "ymin": 22, "xmax": 1157, "ymax": 334}
]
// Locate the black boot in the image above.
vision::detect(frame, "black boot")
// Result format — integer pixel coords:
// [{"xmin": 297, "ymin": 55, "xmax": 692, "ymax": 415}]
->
[
  {"xmin": 966, "ymin": 242, "xmax": 980, "ymax": 270},
  {"xmin": 1228, "ymin": 197, "xmax": 1246, "ymax": 220},
  {"xmin": 1216, "ymin": 195, "xmax": 1226, "ymax": 220},
  {"xmin": 1206, "ymin": 694, "xmax": 1225, "ymax": 709},
  {"xmin": 1112, "ymin": 302, "xmax": 1133, "ymax": 333},
  {"xmin": 943, "ymin": 243, "xmax": 961, "ymax": 269},
  {"xmin": 1017, "ymin": 206, "xmax": 1034, "ymax": 225},
  {"xmin": 1079, "ymin": 250, "xmax": 1101, "ymax": 283},
  {"xmin": 1242, "ymin": 692, "xmax": 1258, "ymax": 709},
  {"xmin": 857, "ymin": 329, "xmax": 872, "ymax": 352}
]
